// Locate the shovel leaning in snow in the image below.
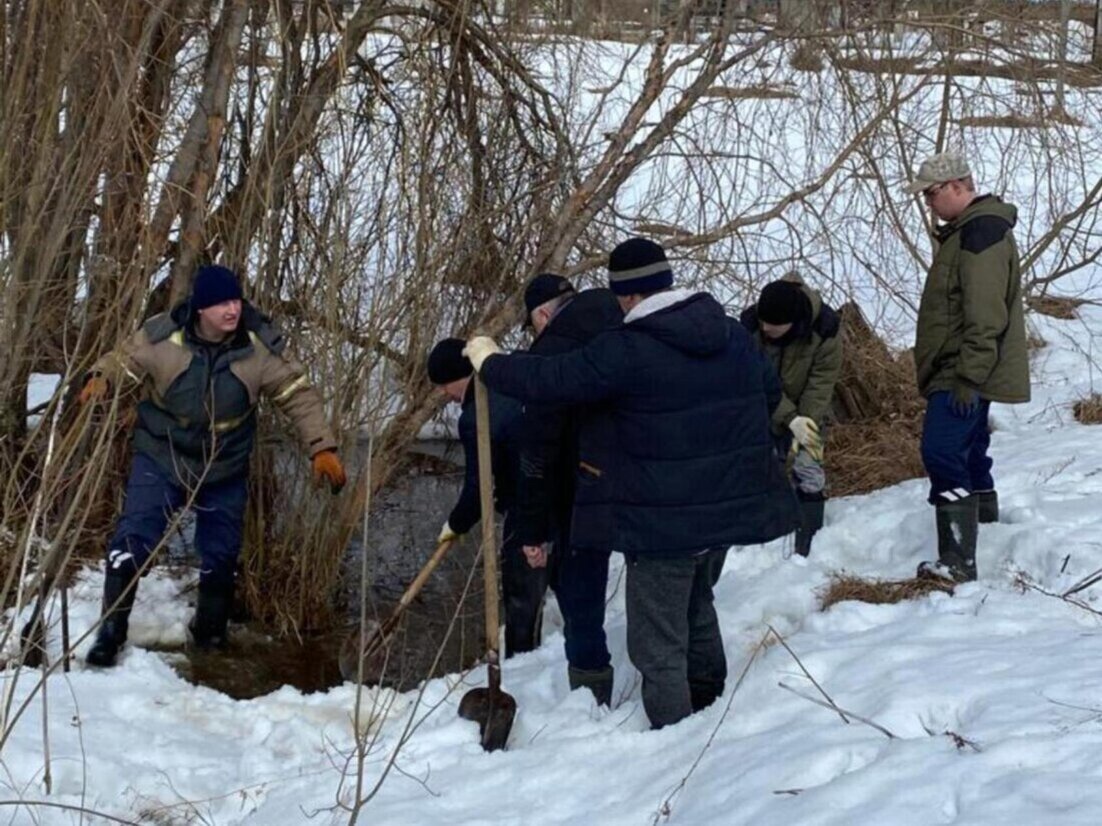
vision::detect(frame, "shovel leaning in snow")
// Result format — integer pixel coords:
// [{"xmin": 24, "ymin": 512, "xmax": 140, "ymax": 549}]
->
[
  {"xmin": 457, "ymin": 376, "xmax": 516, "ymax": 751},
  {"xmin": 339, "ymin": 536, "xmax": 456, "ymax": 685}
]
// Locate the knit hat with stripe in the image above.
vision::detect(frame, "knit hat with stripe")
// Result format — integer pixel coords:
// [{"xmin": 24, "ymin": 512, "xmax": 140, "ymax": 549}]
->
[{"xmin": 607, "ymin": 237, "xmax": 674, "ymax": 296}]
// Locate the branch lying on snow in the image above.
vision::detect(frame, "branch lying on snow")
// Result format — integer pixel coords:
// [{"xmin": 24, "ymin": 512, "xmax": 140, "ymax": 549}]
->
[
  {"xmin": 767, "ymin": 624, "xmax": 850, "ymax": 725},
  {"xmin": 1062, "ymin": 563, "xmax": 1102, "ymax": 598},
  {"xmin": 1014, "ymin": 571, "xmax": 1102, "ymax": 620},
  {"xmin": 920, "ymin": 719, "xmax": 982, "ymax": 753},
  {"xmin": 777, "ymin": 683, "xmax": 897, "ymax": 740}
]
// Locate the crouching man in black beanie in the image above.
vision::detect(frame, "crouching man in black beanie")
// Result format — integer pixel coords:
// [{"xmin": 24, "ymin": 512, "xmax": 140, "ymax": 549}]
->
[
  {"xmin": 740, "ymin": 274, "xmax": 843, "ymax": 557},
  {"xmin": 427, "ymin": 338, "xmax": 546, "ymax": 657},
  {"xmin": 464, "ymin": 238, "xmax": 797, "ymax": 729}
]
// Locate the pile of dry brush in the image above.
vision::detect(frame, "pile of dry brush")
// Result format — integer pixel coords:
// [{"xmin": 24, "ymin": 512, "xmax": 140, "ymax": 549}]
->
[{"xmin": 825, "ymin": 303, "xmax": 926, "ymax": 497}]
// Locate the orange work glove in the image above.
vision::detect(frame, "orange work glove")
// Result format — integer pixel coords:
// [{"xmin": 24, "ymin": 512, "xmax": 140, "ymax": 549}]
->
[
  {"xmin": 78, "ymin": 376, "xmax": 110, "ymax": 406},
  {"xmin": 312, "ymin": 450, "xmax": 346, "ymax": 494}
]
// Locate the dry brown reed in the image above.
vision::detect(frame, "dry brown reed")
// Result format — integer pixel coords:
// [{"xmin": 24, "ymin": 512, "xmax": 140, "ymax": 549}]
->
[
  {"xmin": 703, "ymin": 84, "xmax": 800, "ymax": 100},
  {"xmin": 826, "ymin": 303, "xmax": 926, "ymax": 497},
  {"xmin": 1073, "ymin": 394, "xmax": 1102, "ymax": 425},
  {"xmin": 957, "ymin": 113, "xmax": 1047, "ymax": 129},
  {"xmin": 1027, "ymin": 294, "xmax": 1086, "ymax": 319},
  {"xmin": 819, "ymin": 572, "xmax": 954, "ymax": 611}
]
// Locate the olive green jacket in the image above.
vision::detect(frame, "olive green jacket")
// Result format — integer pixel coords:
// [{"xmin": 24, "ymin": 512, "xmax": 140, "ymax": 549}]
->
[
  {"xmin": 740, "ymin": 277, "xmax": 843, "ymax": 432},
  {"xmin": 914, "ymin": 196, "xmax": 1030, "ymax": 403}
]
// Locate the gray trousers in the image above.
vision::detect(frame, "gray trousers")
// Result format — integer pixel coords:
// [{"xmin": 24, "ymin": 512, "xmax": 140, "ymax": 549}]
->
[{"xmin": 625, "ymin": 548, "xmax": 728, "ymax": 729}]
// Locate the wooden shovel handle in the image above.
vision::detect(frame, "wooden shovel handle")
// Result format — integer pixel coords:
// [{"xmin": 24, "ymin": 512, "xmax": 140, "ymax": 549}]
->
[
  {"xmin": 474, "ymin": 376, "xmax": 500, "ymax": 657},
  {"xmin": 396, "ymin": 537, "xmax": 455, "ymax": 611}
]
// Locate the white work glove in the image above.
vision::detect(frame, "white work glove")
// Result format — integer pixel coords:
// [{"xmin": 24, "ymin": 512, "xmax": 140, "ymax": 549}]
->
[
  {"xmin": 438, "ymin": 521, "xmax": 460, "ymax": 544},
  {"xmin": 463, "ymin": 336, "xmax": 501, "ymax": 372},
  {"xmin": 788, "ymin": 415, "xmax": 824, "ymax": 463}
]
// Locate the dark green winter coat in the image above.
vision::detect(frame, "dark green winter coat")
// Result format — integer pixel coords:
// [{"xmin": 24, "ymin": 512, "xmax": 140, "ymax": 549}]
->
[
  {"xmin": 914, "ymin": 196, "xmax": 1030, "ymax": 403},
  {"xmin": 740, "ymin": 278, "xmax": 843, "ymax": 432}
]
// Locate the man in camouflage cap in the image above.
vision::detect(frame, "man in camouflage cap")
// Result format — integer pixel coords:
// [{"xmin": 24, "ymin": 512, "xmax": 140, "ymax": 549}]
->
[{"xmin": 907, "ymin": 151, "xmax": 1029, "ymax": 584}]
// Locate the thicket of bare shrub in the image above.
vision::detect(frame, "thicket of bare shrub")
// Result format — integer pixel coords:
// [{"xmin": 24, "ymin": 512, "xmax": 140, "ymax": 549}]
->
[
  {"xmin": 0, "ymin": 0, "xmax": 1099, "ymax": 745},
  {"xmin": 1, "ymin": 0, "xmax": 1101, "ymax": 814}
]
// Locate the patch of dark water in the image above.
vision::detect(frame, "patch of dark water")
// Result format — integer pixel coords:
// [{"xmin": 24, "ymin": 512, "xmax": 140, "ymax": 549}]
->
[
  {"xmin": 167, "ymin": 451, "xmax": 489, "ymax": 698},
  {"xmin": 163, "ymin": 627, "xmax": 347, "ymax": 699}
]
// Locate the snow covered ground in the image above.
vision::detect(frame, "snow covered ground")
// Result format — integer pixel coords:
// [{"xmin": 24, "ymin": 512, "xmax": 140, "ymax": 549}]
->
[{"xmin": 4, "ymin": 304, "xmax": 1102, "ymax": 824}]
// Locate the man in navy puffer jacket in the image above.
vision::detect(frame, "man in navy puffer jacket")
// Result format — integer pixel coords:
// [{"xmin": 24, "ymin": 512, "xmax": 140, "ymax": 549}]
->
[{"xmin": 465, "ymin": 238, "xmax": 797, "ymax": 729}]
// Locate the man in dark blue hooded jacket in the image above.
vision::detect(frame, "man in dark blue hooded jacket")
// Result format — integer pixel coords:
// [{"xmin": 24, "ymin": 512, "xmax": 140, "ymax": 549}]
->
[
  {"xmin": 465, "ymin": 238, "xmax": 797, "ymax": 729},
  {"xmin": 515, "ymin": 273, "xmax": 624, "ymax": 705}
]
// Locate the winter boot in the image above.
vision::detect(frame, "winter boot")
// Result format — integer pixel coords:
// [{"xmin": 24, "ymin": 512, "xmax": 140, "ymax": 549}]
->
[
  {"xmin": 794, "ymin": 495, "xmax": 826, "ymax": 557},
  {"xmin": 976, "ymin": 490, "xmax": 999, "ymax": 524},
  {"xmin": 85, "ymin": 571, "xmax": 138, "ymax": 668},
  {"xmin": 187, "ymin": 581, "xmax": 234, "ymax": 651},
  {"xmin": 568, "ymin": 665, "xmax": 614, "ymax": 708},
  {"xmin": 916, "ymin": 496, "xmax": 979, "ymax": 584},
  {"xmin": 689, "ymin": 679, "xmax": 724, "ymax": 713}
]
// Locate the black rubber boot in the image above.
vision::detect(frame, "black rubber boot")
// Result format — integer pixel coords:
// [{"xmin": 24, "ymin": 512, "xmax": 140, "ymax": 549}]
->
[
  {"xmin": 86, "ymin": 572, "xmax": 138, "ymax": 668},
  {"xmin": 568, "ymin": 665, "xmax": 614, "ymax": 708},
  {"xmin": 917, "ymin": 496, "xmax": 978, "ymax": 584},
  {"xmin": 794, "ymin": 495, "xmax": 826, "ymax": 557},
  {"xmin": 976, "ymin": 490, "xmax": 999, "ymax": 524},
  {"xmin": 187, "ymin": 581, "xmax": 234, "ymax": 651}
]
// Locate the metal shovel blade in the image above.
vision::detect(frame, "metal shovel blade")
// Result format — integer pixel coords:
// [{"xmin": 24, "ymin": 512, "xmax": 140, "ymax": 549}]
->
[{"xmin": 458, "ymin": 662, "xmax": 516, "ymax": 752}]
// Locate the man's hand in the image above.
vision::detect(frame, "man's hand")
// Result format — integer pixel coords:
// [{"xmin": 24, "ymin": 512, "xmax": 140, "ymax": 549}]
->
[
  {"xmin": 438, "ymin": 521, "xmax": 460, "ymax": 544},
  {"xmin": 78, "ymin": 376, "xmax": 109, "ymax": 406},
  {"xmin": 788, "ymin": 415, "xmax": 824, "ymax": 463},
  {"xmin": 950, "ymin": 382, "xmax": 979, "ymax": 418},
  {"xmin": 523, "ymin": 543, "xmax": 549, "ymax": 569},
  {"xmin": 463, "ymin": 336, "xmax": 501, "ymax": 372},
  {"xmin": 311, "ymin": 450, "xmax": 346, "ymax": 494}
]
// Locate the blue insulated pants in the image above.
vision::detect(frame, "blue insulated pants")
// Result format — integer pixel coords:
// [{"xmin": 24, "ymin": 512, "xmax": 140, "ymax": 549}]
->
[
  {"xmin": 920, "ymin": 391, "xmax": 994, "ymax": 505},
  {"xmin": 107, "ymin": 451, "xmax": 249, "ymax": 588}
]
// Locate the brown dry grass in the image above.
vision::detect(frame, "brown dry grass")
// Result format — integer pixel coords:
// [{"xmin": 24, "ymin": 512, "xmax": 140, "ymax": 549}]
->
[
  {"xmin": 825, "ymin": 418, "xmax": 925, "ymax": 498},
  {"xmin": 1073, "ymin": 394, "xmax": 1102, "ymax": 425},
  {"xmin": 826, "ymin": 303, "xmax": 926, "ymax": 497},
  {"xmin": 703, "ymin": 85, "xmax": 799, "ymax": 100},
  {"xmin": 1027, "ymin": 294, "xmax": 1085, "ymax": 319},
  {"xmin": 819, "ymin": 572, "xmax": 954, "ymax": 611}
]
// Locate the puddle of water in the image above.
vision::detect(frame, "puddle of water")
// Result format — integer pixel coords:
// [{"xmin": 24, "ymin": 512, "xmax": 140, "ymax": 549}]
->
[
  {"xmin": 165, "ymin": 627, "xmax": 347, "ymax": 699},
  {"xmin": 169, "ymin": 460, "xmax": 491, "ymax": 699},
  {"xmin": 165, "ymin": 573, "xmax": 486, "ymax": 699}
]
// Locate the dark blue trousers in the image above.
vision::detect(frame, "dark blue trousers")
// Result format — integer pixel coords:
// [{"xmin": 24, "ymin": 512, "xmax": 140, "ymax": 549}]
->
[
  {"xmin": 554, "ymin": 545, "xmax": 612, "ymax": 671},
  {"xmin": 499, "ymin": 514, "xmax": 549, "ymax": 657},
  {"xmin": 920, "ymin": 391, "xmax": 994, "ymax": 505},
  {"xmin": 107, "ymin": 451, "xmax": 248, "ymax": 588}
]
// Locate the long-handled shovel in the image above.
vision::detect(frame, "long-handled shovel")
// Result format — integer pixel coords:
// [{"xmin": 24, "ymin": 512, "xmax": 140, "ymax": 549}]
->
[
  {"xmin": 457, "ymin": 376, "xmax": 516, "ymax": 751},
  {"xmin": 339, "ymin": 536, "xmax": 456, "ymax": 685}
]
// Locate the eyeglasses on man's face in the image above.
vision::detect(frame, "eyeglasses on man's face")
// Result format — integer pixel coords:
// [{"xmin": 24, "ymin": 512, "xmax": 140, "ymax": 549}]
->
[{"xmin": 922, "ymin": 182, "xmax": 948, "ymax": 200}]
